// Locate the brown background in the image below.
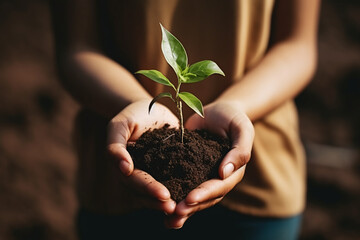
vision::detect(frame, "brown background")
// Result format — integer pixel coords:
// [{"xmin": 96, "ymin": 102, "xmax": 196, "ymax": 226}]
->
[{"xmin": 0, "ymin": 0, "xmax": 359, "ymax": 239}]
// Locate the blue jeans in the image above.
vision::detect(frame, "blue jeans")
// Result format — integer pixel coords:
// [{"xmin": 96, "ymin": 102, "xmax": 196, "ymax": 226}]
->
[{"xmin": 77, "ymin": 205, "xmax": 302, "ymax": 240}]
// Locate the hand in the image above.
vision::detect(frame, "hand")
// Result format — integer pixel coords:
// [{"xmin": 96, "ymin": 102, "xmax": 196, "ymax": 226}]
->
[
  {"xmin": 165, "ymin": 100, "xmax": 255, "ymax": 228},
  {"xmin": 107, "ymin": 99, "xmax": 179, "ymax": 214}
]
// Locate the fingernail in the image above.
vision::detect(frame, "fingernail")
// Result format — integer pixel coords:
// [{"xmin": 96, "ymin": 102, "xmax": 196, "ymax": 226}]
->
[
  {"xmin": 186, "ymin": 202, "xmax": 198, "ymax": 206},
  {"xmin": 159, "ymin": 195, "xmax": 173, "ymax": 202},
  {"xmin": 172, "ymin": 225, "xmax": 183, "ymax": 230},
  {"xmin": 119, "ymin": 160, "xmax": 130, "ymax": 176},
  {"xmin": 223, "ymin": 163, "xmax": 235, "ymax": 179}
]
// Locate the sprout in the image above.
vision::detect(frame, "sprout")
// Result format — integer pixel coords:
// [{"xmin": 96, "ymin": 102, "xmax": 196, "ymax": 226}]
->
[{"xmin": 136, "ymin": 24, "xmax": 225, "ymax": 143}]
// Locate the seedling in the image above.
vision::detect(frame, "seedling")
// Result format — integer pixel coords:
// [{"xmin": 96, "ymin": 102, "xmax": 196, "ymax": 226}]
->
[{"xmin": 136, "ymin": 24, "xmax": 225, "ymax": 143}]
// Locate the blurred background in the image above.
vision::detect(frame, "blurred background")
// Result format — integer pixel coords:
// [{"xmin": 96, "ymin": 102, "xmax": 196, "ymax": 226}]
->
[{"xmin": 0, "ymin": 0, "xmax": 359, "ymax": 239}]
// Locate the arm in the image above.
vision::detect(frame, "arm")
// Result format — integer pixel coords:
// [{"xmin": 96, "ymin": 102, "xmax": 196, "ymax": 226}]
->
[
  {"xmin": 216, "ymin": 0, "xmax": 320, "ymax": 121},
  {"xmin": 166, "ymin": 0, "xmax": 321, "ymax": 229},
  {"xmin": 50, "ymin": 0, "xmax": 152, "ymax": 118},
  {"xmin": 50, "ymin": 0, "xmax": 177, "ymax": 214}
]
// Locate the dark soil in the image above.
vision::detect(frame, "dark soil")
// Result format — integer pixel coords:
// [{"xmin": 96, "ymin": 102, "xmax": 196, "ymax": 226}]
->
[{"xmin": 127, "ymin": 125, "xmax": 231, "ymax": 202}]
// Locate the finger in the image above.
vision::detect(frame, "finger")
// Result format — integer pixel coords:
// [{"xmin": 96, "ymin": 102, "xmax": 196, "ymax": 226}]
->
[
  {"xmin": 126, "ymin": 170, "xmax": 176, "ymax": 214},
  {"xmin": 219, "ymin": 115, "xmax": 254, "ymax": 179},
  {"xmin": 165, "ymin": 197, "xmax": 223, "ymax": 229},
  {"xmin": 107, "ymin": 115, "xmax": 135, "ymax": 176},
  {"xmin": 127, "ymin": 169, "xmax": 172, "ymax": 202},
  {"xmin": 164, "ymin": 214, "xmax": 189, "ymax": 229},
  {"xmin": 108, "ymin": 143, "xmax": 133, "ymax": 176},
  {"xmin": 138, "ymin": 196, "xmax": 176, "ymax": 215},
  {"xmin": 175, "ymin": 195, "xmax": 224, "ymax": 218},
  {"xmin": 107, "ymin": 115, "xmax": 132, "ymax": 144},
  {"xmin": 119, "ymin": 168, "xmax": 176, "ymax": 214},
  {"xmin": 185, "ymin": 166, "xmax": 246, "ymax": 206},
  {"xmin": 165, "ymin": 169, "xmax": 244, "ymax": 229}
]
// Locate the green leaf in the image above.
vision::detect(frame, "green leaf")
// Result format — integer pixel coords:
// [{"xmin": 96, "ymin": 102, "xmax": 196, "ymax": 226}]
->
[
  {"xmin": 160, "ymin": 24, "xmax": 188, "ymax": 76},
  {"xmin": 135, "ymin": 70, "xmax": 175, "ymax": 89},
  {"xmin": 178, "ymin": 92, "xmax": 204, "ymax": 117},
  {"xmin": 149, "ymin": 92, "xmax": 174, "ymax": 114},
  {"xmin": 185, "ymin": 60, "xmax": 225, "ymax": 83}
]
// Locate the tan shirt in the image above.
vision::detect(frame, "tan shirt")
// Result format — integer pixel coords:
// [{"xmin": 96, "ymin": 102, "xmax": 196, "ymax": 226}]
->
[{"xmin": 75, "ymin": 0, "xmax": 306, "ymax": 217}]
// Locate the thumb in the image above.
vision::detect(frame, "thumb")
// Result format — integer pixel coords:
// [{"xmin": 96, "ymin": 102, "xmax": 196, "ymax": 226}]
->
[
  {"xmin": 220, "ymin": 147, "xmax": 251, "ymax": 179},
  {"xmin": 107, "ymin": 116, "xmax": 134, "ymax": 176},
  {"xmin": 219, "ymin": 115, "xmax": 254, "ymax": 179},
  {"xmin": 107, "ymin": 143, "xmax": 134, "ymax": 176}
]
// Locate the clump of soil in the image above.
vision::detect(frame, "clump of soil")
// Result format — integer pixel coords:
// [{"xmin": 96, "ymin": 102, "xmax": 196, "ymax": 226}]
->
[{"xmin": 127, "ymin": 125, "xmax": 231, "ymax": 202}]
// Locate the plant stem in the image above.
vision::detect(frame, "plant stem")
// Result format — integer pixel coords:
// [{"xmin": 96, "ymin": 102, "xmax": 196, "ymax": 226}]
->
[
  {"xmin": 175, "ymin": 82, "xmax": 184, "ymax": 143},
  {"xmin": 178, "ymin": 101, "xmax": 184, "ymax": 143}
]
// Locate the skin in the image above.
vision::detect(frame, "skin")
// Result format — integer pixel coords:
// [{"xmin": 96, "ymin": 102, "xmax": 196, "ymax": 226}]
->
[{"xmin": 51, "ymin": 0, "xmax": 320, "ymax": 229}]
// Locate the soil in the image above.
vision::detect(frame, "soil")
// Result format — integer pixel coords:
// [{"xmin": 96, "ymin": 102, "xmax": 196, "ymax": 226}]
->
[{"xmin": 127, "ymin": 125, "xmax": 231, "ymax": 202}]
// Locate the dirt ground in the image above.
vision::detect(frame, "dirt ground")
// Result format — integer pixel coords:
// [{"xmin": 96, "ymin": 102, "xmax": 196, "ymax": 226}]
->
[{"xmin": 0, "ymin": 1, "xmax": 359, "ymax": 239}]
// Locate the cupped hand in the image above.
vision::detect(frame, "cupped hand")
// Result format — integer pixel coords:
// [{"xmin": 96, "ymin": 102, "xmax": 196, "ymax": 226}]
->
[
  {"xmin": 165, "ymin": 100, "xmax": 255, "ymax": 228},
  {"xmin": 107, "ymin": 99, "xmax": 179, "ymax": 214}
]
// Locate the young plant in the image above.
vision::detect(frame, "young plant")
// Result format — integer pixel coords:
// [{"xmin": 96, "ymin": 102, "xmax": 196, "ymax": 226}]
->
[{"xmin": 136, "ymin": 24, "xmax": 225, "ymax": 143}]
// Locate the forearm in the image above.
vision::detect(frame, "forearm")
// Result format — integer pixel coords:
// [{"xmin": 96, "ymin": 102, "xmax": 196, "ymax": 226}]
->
[
  {"xmin": 216, "ymin": 0, "xmax": 320, "ymax": 121},
  {"xmin": 57, "ymin": 50, "xmax": 152, "ymax": 118},
  {"xmin": 216, "ymin": 40, "xmax": 317, "ymax": 121},
  {"xmin": 50, "ymin": 0, "xmax": 150, "ymax": 117}
]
